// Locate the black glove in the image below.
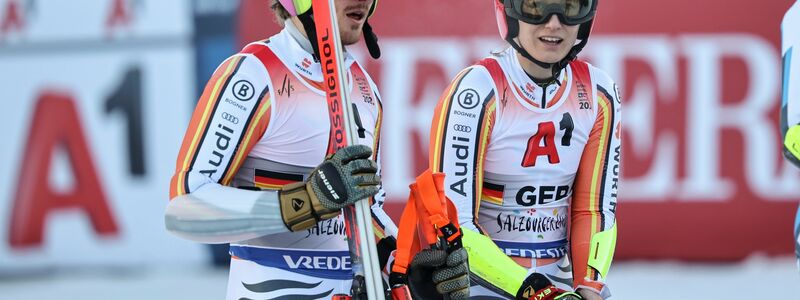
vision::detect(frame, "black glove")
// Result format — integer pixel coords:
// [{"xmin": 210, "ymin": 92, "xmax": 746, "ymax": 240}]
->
[
  {"xmin": 377, "ymin": 236, "xmax": 397, "ymax": 272},
  {"xmin": 279, "ymin": 145, "xmax": 380, "ymax": 231},
  {"xmin": 516, "ymin": 273, "xmax": 582, "ymax": 300},
  {"xmin": 407, "ymin": 247, "xmax": 470, "ymax": 300}
]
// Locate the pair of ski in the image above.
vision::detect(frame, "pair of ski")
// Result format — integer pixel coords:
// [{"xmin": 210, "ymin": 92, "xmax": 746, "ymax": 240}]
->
[{"xmin": 311, "ymin": 0, "xmax": 385, "ymax": 299}]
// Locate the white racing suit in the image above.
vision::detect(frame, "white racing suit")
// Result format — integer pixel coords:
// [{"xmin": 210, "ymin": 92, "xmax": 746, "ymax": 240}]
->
[
  {"xmin": 428, "ymin": 47, "xmax": 620, "ymax": 298},
  {"xmin": 165, "ymin": 21, "xmax": 397, "ymax": 299}
]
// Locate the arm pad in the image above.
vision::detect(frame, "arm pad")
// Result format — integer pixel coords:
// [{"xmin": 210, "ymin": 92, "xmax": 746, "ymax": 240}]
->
[
  {"xmin": 587, "ymin": 223, "xmax": 617, "ymax": 279},
  {"xmin": 461, "ymin": 228, "xmax": 528, "ymax": 298},
  {"xmin": 784, "ymin": 125, "xmax": 800, "ymax": 168}
]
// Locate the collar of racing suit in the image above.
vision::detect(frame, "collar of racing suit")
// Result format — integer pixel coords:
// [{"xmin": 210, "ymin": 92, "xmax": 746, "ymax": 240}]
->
[
  {"xmin": 284, "ymin": 19, "xmax": 315, "ymax": 55},
  {"xmin": 505, "ymin": 47, "xmax": 570, "ymax": 110},
  {"xmin": 279, "ymin": 19, "xmax": 357, "ymax": 85}
]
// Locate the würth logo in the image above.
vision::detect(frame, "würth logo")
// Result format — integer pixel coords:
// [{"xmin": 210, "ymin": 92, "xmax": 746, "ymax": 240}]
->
[{"xmin": 525, "ymin": 82, "xmax": 535, "ymax": 93}]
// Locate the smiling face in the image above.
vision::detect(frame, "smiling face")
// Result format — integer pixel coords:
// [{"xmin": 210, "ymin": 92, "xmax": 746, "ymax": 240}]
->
[
  {"xmin": 516, "ymin": 14, "xmax": 580, "ymax": 64},
  {"xmin": 335, "ymin": 0, "xmax": 373, "ymax": 45}
]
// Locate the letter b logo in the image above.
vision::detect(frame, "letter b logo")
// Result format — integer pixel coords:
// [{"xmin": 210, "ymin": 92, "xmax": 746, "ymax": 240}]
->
[{"xmin": 233, "ymin": 80, "xmax": 255, "ymax": 101}]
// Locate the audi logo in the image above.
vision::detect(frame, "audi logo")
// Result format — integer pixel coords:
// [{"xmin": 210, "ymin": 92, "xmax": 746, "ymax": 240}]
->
[
  {"xmin": 453, "ymin": 124, "xmax": 472, "ymax": 133},
  {"xmin": 221, "ymin": 112, "xmax": 239, "ymax": 124}
]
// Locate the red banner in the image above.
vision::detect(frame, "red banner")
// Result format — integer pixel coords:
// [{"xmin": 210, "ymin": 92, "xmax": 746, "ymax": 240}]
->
[{"xmin": 239, "ymin": 0, "xmax": 799, "ymax": 260}]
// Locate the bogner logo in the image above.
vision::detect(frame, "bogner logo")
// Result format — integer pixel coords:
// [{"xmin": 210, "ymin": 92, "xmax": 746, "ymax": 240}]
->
[
  {"xmin": 457, "ymin": 88, "xmax": 480, "ymax": 109},
  {"xmin": 232, "ymin": 80, "xmax": 255, "ymax": 101}
]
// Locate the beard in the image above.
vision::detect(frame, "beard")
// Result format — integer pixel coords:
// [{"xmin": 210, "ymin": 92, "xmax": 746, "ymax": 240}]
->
[{"xmin": 339, "ymin": 23, "xmax": 363, "ymax": 45}]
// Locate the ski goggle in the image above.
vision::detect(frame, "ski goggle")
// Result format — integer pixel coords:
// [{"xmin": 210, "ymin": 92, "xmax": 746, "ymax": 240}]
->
[{"xmin": 504, "ymin": 0, "xmax": 595, "ymax": 26}]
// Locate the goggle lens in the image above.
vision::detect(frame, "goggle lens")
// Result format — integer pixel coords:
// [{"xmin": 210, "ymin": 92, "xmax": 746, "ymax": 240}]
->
[{"xmin": 511, "ymin": 0, "xmax": 594, "ymax": 25}]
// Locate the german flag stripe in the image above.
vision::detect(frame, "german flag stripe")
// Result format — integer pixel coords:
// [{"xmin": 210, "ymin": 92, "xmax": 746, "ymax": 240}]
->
[
  {"xmin": 255, "ymin": 169, "xmax": 304, "ymax": 182},
  {"xmin": 588, "ymin": 97, "xmax": 611, "ymax": 221},
  {"xmin": 483, "ymin": 181, "xmax": 504, "ymax": 192},
  {"xmin": 476, "ymin": 60, "xmax": 504, "ymax": 210},
  {"xmin": 373, "ymin": 93, "xmax": 382, "ymax": 160},
  {"xmin": 170, "ymin": 55, "xmax": 244, "ymax": 198},
  {"xmin": 219, "ymin": 85, "xmax": 272, "ymax": 185},
  {"xmin": 183, "ymin": 56, "xmax": 245, "ymax": 193},
  {"xmin": 590, "ymin": 87, "xmax": 615, "ymax": 281},
  {"xmin": 254, "ymin": 169, "xmax": 303, "ymax": 189},
  {"xmin": 371, "ymin": 210, "xmax": 387, "ymax": 239},
  {"xmin": 595, "ymin": 86, "xmax": 616, "ymax": 233},
  {"xmin": 254, "ymin": 170, "xmax": 302, "ymax": 189},
  {"xmin": 473, "ymin": 95, "xmax": 496, "ymax": 223},
  {"xmin": 569, "ymin": 83, "xmax": 615, "ymax": 285},
  {"xmin": 430, "ymin": 68, "xmax": 471, "ymax": 171},
  {"xmin": 482, "ymin": 181, "xmax": 504, "ymax": 201},
  {"xmin": 482, "ymin": 191, "xmax": 503, "ymax": 200},
  {"xmin": 481, "ymin": 194, "xmax": 503, "ymax": 205},
  {"xmin": 584, "ymin": 90, "xmax": 613, "ymax": 281},
  {"xmin": 254, "ymin": 182, "xmax": 284, "ymax": 190},
  {"xmin": 371, "ymin": 94, "xmax": 386, "ymax": 238}
]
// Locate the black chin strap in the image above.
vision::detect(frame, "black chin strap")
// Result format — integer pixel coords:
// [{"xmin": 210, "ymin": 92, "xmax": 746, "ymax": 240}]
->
[
  {"xmin": 295, "ymin": 8, "xmax": 381, "ymax": 62},
  {"xmin": 504, "ymin": 15, "xmax": 592, "ymax": 82},
  {"xmin": 507, "ymin": 39, "xmax": 559, "ymax": 82},
  {"xmin": 511, "ymin": 41, "xmax": 553, "ymax": 69},
  {"xmin": 508, "ymin": 39, "xmax": 567, "ymax": 83},
  {"xmin": 297, "ymin": 11, "xmax": 321, "ymax": 62},
  {"xmin": 297, "ymin": 9, "xmax": 381, "ymax": 61},
  {"xmin": 363, "ymin": 21, "xmax": 381, "ymax": 59}
]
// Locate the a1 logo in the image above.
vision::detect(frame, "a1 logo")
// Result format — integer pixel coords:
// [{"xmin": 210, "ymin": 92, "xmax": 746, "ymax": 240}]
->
[{"xmin": 521, "ymin": 112, "xmax": 574, "ymax": 167}]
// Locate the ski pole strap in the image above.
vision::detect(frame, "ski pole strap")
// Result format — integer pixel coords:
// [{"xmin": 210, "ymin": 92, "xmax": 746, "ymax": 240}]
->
[
  {"xmin": 391, "ymin": 191, "xmax": 419, "ymax": 276},
  {"xmin": 390, "ymin": 170, "xmax": 463, "ymax": 278},
  {"xmin": 412, "ymin": 170, "xmax": 462, "ymax": 244},
  {"xmin": 413, "ymin": 171, "xmax": 449, "ymax": 227}
]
